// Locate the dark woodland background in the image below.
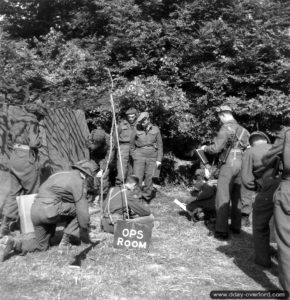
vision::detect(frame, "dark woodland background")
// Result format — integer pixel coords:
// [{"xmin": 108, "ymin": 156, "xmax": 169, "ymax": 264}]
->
[{"xmin": 0, "ymin": 0, "xmax": 289, "ymax": 184}]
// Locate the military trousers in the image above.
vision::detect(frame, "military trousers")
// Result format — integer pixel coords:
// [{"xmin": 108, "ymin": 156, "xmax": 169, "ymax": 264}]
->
[
  {"xmin": 273, "ymin": 180, "xmax": 290, "ymax": 294},
  {"xmin": 20, "ymin": 199, "xmax": 81, "ymax": 253},
  {"xmin": 241, "ymin": 184, "xmax": 256, "ymax": 216},
  {"xmin": 133, "ymin": 148, "xmax": 157, "ymax": 201},
  {"xmin": 252, "ymin": 192, "xmax": 274, "ymax": 267},
  {"xmin": 215, "ymin": 153, "xmax": 242, "ymax": 233},
  {"xmin": 3, "ymin": 148, "xmax": 40, "ymax": 220},
  {"xmin": 116, "ymin": 144, "xmax": 133, "ymax": 186}
]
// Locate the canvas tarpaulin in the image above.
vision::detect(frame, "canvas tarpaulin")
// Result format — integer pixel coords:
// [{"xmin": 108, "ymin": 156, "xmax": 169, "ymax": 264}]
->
[{"xmin": 0, "ymin": 104, "xmax": 90, "ymax": 212}]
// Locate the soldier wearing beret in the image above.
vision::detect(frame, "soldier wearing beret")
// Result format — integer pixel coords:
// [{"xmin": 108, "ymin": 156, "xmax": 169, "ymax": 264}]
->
[
  {"xmin": 262, "ymin": 124, "xmax": 290, "ymax": 294},
  {"xmin": 0, "ymin": 160, "xmax": 99, "ymax": 262},
  {"xmin": 242, "ymin": 131, "xmax": 280, "ymax": 267},
  {"xmin": 130, "ymin": 112, "xmax": 163, "ymax": 202},
  {"xmin": 0, "ymin": 101, "xmax": 46, "ymax": 238},
  {"xmin": 87, "ymin": 128, "xmax": 115, "ymax": 198},
  {"xmin": 200, "ymin": 105, "xmax": 249, "ymax": 239},
  {"xmin": 116, "ymin": 108, "xmax": 138, "ymax": 186}
]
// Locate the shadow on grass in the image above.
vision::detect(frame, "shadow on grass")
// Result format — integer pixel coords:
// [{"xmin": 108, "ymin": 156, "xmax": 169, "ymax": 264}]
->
[{"xmin": 216, "ymin": 230, "xmax": 280, "ymax": 291}]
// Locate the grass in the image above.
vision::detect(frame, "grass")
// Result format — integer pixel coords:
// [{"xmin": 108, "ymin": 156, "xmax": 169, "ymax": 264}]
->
[{"xmin": 0, "ymin": 187, "xmax": 280, "ymax": 300}]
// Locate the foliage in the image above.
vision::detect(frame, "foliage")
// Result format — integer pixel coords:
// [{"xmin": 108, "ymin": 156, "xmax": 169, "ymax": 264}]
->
[{"xmin": 0, "ymin": 0, "xmax": 290, "ymax": 150}]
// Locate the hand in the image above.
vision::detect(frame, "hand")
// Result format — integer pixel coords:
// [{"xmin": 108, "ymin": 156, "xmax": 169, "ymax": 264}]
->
[
  {"xmin": 200, "ymin": 145, "xmax": 207, "ymax": 151},
  {"xmin": 204, "ymin": 168, "xmax": 211, "ymax": 179},
  {"xmin": 96, "ymin": 169, "xmax": 103, "ymax": 178},
  {"xmin": 156, "ymin": 161, "xmax": 162, "ymax": 168}
]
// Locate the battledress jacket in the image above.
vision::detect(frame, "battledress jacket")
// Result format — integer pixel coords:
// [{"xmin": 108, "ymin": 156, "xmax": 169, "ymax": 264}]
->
[
  {"xmin": 242, "ymin": 143, "xmax": 280, "ymax": 195},
  {"xmin": 204, "ymin": 120, "xmax": 249, "ymax": 155},
  {"xmin": 34, "ymin": 170, "xmax": 90, "ymax": 229},
  {"xmin": 8, "ymin": 113, "xmax": 41, "ymax": 149},
  {"xmin": 262, "ymin": 127, "xmax": 290, "ymax": 168},
  {"xmin": 130, "ymin": 123, "xmax": 163, "ymax": 162},
  {"xmin": 103, "ymin": 187, "xmax": 151, "ymax": 217},
  {"xmin": 117, "ymin": 119, "xmax": 136, "ymax": 143}
]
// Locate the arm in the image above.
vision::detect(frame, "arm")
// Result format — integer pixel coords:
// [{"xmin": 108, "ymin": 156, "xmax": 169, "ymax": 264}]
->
[
  {"xmin": 28, "ymin": 120, "xmax": 42, "ymax": 149},
  {"xmin": 204, "ymin": 125, "xmax": 229, "ymax": 155},
  {"xmin": 128, "ymin": 196, "xmax": 151, "ymax": 217},
  {"xmin": 156, "ymin": 127, "xmax": 163, "ymax": 162},
  {"xmin": 129, "ymin": 128, "xmax": 137, "ymax": 158},
  {"xmin": 262, "ymin": 129, "xmax": 284, "ymax": 166},
  {"xmin": 100, "ymin": 134, "xmax": 115, "ymax": 170},
  {"xmin": 241, "ymin": 149, "xmax": 256, "ymax": 190},
  {"xmin": 73, "ymin": 180, "xmax": 90, "ymax": 230}
]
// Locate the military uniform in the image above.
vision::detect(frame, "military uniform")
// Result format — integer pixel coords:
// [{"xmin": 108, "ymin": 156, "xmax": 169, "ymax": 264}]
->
[
  {"xmin": 203, "ymin": 115, "xmax": 249, "ymax": 236},
  {"xmin": 130, "ymin": 115, "xmax": 163, "ymax": 201},
  {"xmin": 116, "ymin": 110, "xmax": 137, "ymax": 186},
  {"xmin": 87, "ymin": 128, "xmax": 114, "ymax": 198},
  {"xmin": 0, "ymin": 107, "xmax": 43, "ymax": 237},
  {"xmin": 101, "ymin": 186, "xmax": 153, "ymax": 233},
  {"xmin": 0, "ymin": 161, "xmax": 97, "ymax": 257},
  {"xmin": 262, "ymin": 127, "xmax": 290, "ymax": 294},
  {"xmin": 242, "ymin": 136, "xmax": 280, "ymax": 267}
]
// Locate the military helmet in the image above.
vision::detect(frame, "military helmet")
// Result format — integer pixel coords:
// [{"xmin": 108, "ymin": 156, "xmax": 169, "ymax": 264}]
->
[
  {"xmin": 72, "ymin": 160, "xmax": 99, "ymax": 177},
  {"xmin": 216, "ymin": 105, "xmax": 233, "ymax": 114},
  {"xmin": 125, "ymin": 107, "xmax": 138, "ymax": 115},
  {"xmin": 249, "ymin": 131, "xmax": 270, "ymax": 146}
]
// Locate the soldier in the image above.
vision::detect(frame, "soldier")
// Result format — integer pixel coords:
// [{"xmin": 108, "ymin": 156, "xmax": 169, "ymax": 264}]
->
[
  {"xmin": 0, "ymin": 160, "xmax": 98, "ymax": 262},
  {"xmin": 87, "ymin": 128, "xmax": 114, "ymax": 199},
  {"xmin": 262, "ymin": 125, "xmax": 290, "ymax": 294},
  {"xmin": 242, "ymin": 131, "xmax": 280, "ymax": 268},
  {"xmin": 101, "ymin": 175, "xmax": 154, "ymax": 233},
  {"xmin": 186, "ymin": 169, "xmax": 216, "ymax": 222},
  {"xmin": 200, "ymin": 105, "xmax": 249, "ymax": 239},
  {"xmin": 0, "ymin": 101, "xmax": 46, "ymax": 238},
  {"xmin": 130, "ymin": 112, "xmax": 163, "ymax": 202},
  {"xmin": 116, "ymin": 108, "xmax": 138, "ymax": 186}
]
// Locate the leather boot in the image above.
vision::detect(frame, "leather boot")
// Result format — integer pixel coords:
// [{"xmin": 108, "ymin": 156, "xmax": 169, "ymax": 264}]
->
[
  {"xmin": 0, "ymin": 216, "xmax": 12, "ymax": 238},
  {"xmin": 58, "ymin": 233, "xmax": 72, "ymax": 252},
  {"xmin": 0, "ymin": 236, "xmax": 16, "ymax": 262}
]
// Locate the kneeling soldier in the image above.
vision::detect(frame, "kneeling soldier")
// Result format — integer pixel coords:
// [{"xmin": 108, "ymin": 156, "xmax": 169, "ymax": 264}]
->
[
  {"xmin": 101, "ymin": 175, "xmax": 154, "ymax": 233},
  {"xmin": 0, "ymin": 160, "xmax": 98, "ymax": 262}
]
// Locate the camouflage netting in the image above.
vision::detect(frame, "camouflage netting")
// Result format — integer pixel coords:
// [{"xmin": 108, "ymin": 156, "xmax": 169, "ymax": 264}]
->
[{"xmin": 0, "ymin": 103, "xmax": 90, "ymax": 211}]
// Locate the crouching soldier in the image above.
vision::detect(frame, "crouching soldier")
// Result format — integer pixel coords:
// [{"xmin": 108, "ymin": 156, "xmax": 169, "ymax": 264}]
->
[
  {"xmin": 242, "ymin": 132, "xmax": 281, "ymax": 268},
  {"xmin": 186, "ymin": 169, "xmax": 217, "ymax": 222},
  {"xmin": 0, "ymin": 160, "xmax": 98, "ymax": 262},
  {"xmin": 87, "ymin": 128, "xmax": 115, "ymax": 199},
  {"xmin": 101, "ymin": 175, "xmax": 154, "ymax": 234}
]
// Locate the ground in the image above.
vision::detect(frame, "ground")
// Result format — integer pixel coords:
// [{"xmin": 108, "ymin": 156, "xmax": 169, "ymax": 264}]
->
[{"xmin": 0, "ymin": 187, "xmax": 280, "ymax": 300}]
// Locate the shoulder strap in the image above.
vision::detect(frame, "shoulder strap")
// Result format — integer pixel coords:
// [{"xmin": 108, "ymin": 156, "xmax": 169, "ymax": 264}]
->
[{"xmin": 234, "ymin": 127, "xmax": 246, "ymax": 149}]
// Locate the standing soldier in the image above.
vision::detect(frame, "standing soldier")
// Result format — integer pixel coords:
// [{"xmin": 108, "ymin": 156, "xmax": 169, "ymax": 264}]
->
[
  {"xmin": 87, "ymin": 128, "xmax": 114, "ymax": 199},
  {"xmin": 262, "ymin": 125, "xmax": 290, "ymax": 295},
  {"xmin": 0, "ymin": 160, "xmax": 98, "ymax": 262},
  {"xmin": 200, "ymin": 106, "xmax": 249, "ymax": 240},
  {"xmin": 115, "ymin": 108, "xmax": 138, "ymax": 186},
  {"xmin": 242, "ymin": 131, "xmax": 280, "ymax": 268},
  {"xmin": 0, "ymin": 101, "xmax": 46, "ymax": 238},
  {"xmin": 130, "ymin": 112, "xmax": 163, "ymax": 202}
]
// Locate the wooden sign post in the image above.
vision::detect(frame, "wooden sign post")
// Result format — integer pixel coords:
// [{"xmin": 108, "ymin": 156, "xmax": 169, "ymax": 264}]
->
[{"xmin": 113, "ymin": 220, "xmax": 152, "ymax": 251}]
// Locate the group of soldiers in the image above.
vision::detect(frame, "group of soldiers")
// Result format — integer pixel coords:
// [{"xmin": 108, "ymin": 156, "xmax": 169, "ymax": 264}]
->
[
  {"xmin": 0, "ymin": 105, "xmax": 162, "ymax": 261},
  {"xmin": 186, "ymin": 105, "xmax": 290, "ymax": 295},
  {"xmin": 0, "ymin": 101, "xmax": 290, "ymax": 296}
]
